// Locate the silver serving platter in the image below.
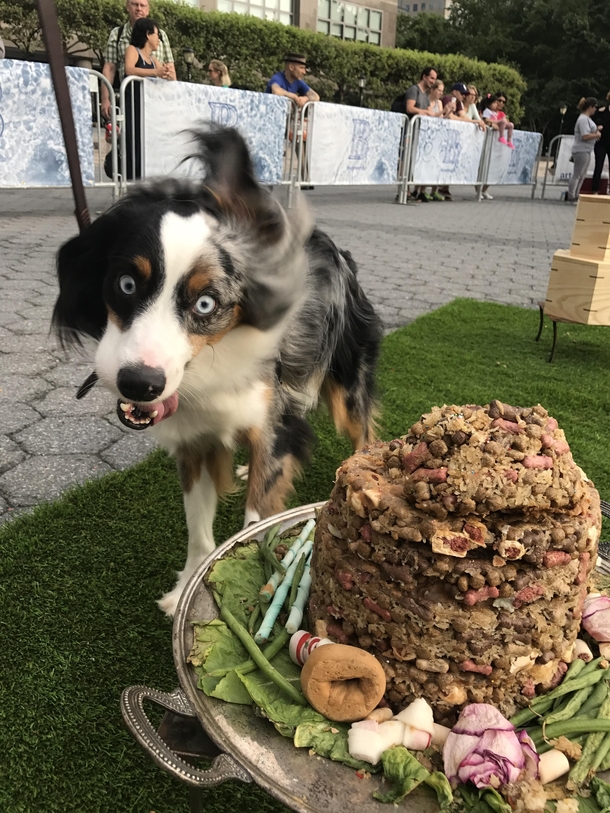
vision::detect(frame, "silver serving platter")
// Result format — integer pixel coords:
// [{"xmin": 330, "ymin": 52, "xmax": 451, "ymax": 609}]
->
[{"xmin": 171, "ymin": 502, "xmax": 439, "ymax": 813}]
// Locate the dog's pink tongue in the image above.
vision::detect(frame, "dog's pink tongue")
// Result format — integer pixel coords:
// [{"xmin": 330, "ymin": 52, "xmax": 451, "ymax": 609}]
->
[{"xmin": 150, "ymin": 392, "xmax": 179, "ymax": 425}]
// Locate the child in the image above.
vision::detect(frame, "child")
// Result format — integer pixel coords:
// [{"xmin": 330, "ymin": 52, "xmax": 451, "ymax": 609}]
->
[{"xmin": 481, "ymin": 94, "xmax": 515, "ymax": 148}]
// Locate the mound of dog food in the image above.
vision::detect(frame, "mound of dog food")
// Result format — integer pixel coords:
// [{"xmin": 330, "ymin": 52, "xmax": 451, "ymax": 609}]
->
[{"xmin": 309, "ymin": 402, "xmax": 601, "ymax": 725}]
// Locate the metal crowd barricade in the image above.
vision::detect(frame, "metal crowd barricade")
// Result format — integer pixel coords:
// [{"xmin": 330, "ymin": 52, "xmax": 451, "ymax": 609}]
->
[
  {"xmin": 397, "ymin": 115, "xmax": 486, "ymax": 204},
  {"xmin": 89, "ymin": 69, "xmax": 120, "ymax": 196},
  {"xmin": 397, "ymin": 117, "xmax": 543, "ymax": 204},
  {"xmin": 541, "ymin": 135, "xmax": 570, "ymax": 199},
  {"xmin": 295, "ymin": 100, "xmax": 407, "ymax": 193}
]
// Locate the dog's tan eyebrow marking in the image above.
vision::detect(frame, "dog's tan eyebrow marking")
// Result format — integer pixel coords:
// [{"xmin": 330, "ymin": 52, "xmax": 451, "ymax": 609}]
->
[
  {"xmin": 107, "ymin": 307, "xmax": 125, "ymax": 332},
  {"xmin": 133, "ymin": 255, "xmax": 152, "ymax": 280},
  {"xmin": 186, "ymin": 265, "xmax": 214, "ymax": 298}
]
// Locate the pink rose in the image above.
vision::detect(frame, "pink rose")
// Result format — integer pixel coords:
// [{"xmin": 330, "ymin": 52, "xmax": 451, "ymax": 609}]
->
[
  {"xmin": 582, "ymin": 594, "xmax": 610, "ymax": 642},
  {"xmin": 443, "ymin": 704, "xmax": 539, "ymax": 789}
]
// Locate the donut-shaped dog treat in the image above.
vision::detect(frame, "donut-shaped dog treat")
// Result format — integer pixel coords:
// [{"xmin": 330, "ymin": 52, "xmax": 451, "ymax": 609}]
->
[{"xmin": 299, "ymin": 643, "xmax": 386, "ymax": 722}]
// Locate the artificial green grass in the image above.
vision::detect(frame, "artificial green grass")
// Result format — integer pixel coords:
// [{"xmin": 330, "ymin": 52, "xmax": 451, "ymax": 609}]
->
[{"xmin": 2, "ymin": 298, "xmax": 610, "ymax": 812}]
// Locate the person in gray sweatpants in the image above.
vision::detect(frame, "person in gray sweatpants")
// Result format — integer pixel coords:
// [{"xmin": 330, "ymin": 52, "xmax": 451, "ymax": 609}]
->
[{"xmin": 567, "ymin": 97, "xmax": 601, "ymax": 203}]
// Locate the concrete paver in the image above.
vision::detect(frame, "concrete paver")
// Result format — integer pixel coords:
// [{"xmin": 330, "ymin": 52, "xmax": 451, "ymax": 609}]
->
[{"xmin": 0, "ymin": 183, "xmax": 575, "ymax": 520}]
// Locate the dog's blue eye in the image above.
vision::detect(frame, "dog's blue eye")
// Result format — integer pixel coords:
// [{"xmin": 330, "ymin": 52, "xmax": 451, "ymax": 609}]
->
[
  {"xmin": 119, "ymin": 275, "xmax": 136, "ymax": 295},
  {"xmin": 194, "ymin": 295, "xmax": 216, "ymax": 316}
]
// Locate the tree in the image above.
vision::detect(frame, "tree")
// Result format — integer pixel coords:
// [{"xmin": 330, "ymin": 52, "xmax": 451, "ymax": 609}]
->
[
  {"xmin": 395, "ymin": 12, "xmax": 462, "ymax": 54},
  {"xmin": 448, "ymin": 0, "xmax": 610, "ymax": 136}
]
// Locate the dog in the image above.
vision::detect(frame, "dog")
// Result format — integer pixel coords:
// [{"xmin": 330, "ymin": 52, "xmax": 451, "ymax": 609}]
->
[{"xmin": 53, "ymin": 127, "xmax": 382, "ymax": 616}]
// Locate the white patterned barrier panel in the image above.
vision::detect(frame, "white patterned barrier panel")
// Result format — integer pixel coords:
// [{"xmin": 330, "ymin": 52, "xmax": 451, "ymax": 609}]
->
[
  {"xmin": 411, "ymin": 117, "xmax": 486, "ymax": 185},
  {"xmin": 484, "ymin": 129, "xmax": 542, "ymax": 185},
  {"xmin": 142, "ymin": 81, "xmax": 290, "ymax": 184},
  {"xmin": 306, "ymin": 102, "xmax": 404, "ymax": 185},
  {"xmin": 0, "ymin": 59, "xmax": 94, "ymax": 187}
]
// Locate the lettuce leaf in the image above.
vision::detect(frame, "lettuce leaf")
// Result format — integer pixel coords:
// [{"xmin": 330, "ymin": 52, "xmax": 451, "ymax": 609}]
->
[
  {"xmin": 294, "ymin": 721, "xmax": 379, "ymax": 771},
  {"xmin": 238, "ymin": 650, "xmax": 327, "ymax": 736},
  {"xmin": 590, "ymin": 777, "xmax": 610, "ymax": 813},
  {"xmin": 207, "ymin": 542, "xmax": 265, "ymax": 628},
  {"xmin": 373, "ymin": 746, "xmax": 431, "ymax": 804},
  {"xmin": 190, "ymin": 620, "xmax": 252, "ymax": 704},
  {"xmin": 426, "ymin": 771, "xmax": 454, "ymax": 810}
]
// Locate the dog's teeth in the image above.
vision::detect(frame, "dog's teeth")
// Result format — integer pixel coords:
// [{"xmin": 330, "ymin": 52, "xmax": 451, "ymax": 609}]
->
[
  {"xmin": 119, "ymin": 403, "xmax": 131, "ymax": 412},
  {"xmin": 150, "ymin": 410, "xmax": 158, "ymax": 418}
]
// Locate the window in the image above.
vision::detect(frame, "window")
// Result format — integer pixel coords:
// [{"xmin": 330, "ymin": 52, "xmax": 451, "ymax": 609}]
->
[
  {"xmin": 412, "ymin": 3, "xmax": 417, "ymax": 10},
  {"xmin": 217, "ymin": 0, "xmax": 292, "ymax": 24},
  {"xmin": 420, "ymin": 2, "xmax": 425, "ymax": 7},
  {"xmin": 317, "ymin": 0, "xmax": 382, "ymax": 44}
]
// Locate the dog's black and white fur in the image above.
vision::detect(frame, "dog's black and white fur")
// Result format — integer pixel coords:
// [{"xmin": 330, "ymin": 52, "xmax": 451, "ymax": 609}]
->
[{"xmin": 53, "ymin": 127, "xmax": 382, "ymax": 615}]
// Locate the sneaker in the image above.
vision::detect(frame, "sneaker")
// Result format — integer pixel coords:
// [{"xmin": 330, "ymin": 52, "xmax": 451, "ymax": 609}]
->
[
  {"xmin": 417, "ymin": 191, "xmax": 433, "ymax": 202},
  {"xmin": 482, "ymin": 191, "xmax": 494, "ymax": 200},
  {"xmin": 432, "ymin": 191, "xmax": 445, "ymax": 201},
  {"xmin": 499, "ymin": 136, "xmax": 508, "ymax": 145},
  {"xmin": 507, "ymin": 142, "xmax": 515, "ymax": 149}
]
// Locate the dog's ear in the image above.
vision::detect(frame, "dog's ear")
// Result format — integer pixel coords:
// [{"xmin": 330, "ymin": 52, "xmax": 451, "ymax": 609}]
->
[
  {"xmin": 189, "ymin": 126, "xmax": 286, "ymax": 243},
  {"xmin": 52, "ymin": 214, "xmax": 116, "ymax": 349}
]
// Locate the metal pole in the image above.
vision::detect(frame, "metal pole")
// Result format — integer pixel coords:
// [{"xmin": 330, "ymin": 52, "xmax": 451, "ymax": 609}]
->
[{"xmin": 36, "ymin": 0, "xmax": 90, "ymax": 231}]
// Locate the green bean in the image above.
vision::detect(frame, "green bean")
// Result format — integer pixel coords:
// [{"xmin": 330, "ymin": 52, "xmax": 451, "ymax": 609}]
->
[
  {"xmin": 545, "ymin": 685, "xmax": 594, "ymax": 725},
  {"xmin": 592, "ymin": 731, "xmax": 610, "ymax": 772},
  {"xmin": 578, "ymin": 681, "xmax": 608, "ymax": 716},
  {"xmin": 260, "ymin": 541, "xmax": 286, "ymax": 575},
  {"xmin": 248, "ymin": 603, "xmax": 261, "ymax": 636},
  {"xmin": 219, "ymin": 603, "xmax": 306, "ymax": 705},
  {"xmin": 205, "ymin": 628, "xmax": 290, "ymax": 678},
  {"xmin": 564, "ymin": 657, "xmax": 587, "ymax": 682},
  {"xmin": 580, "ymin": 656, "xmax": 605, "ymax": 676},
  {"xmin": 511, "ymin": 696, "xmax": 555, "ymax": 727},
  {"xmin": 531, "ymin": 667, "xmax": 608, "ymax": 706},
  {"xmin": 535, "ymin": 718, "xmax": 610, "ymax": 740},
  {"xmin": 569, "ymin": 693, "xmax": 610, "ymax": 787},
  {"xmin": 599, "ymin": 748, "xmax": 610, "ymax": 773}
]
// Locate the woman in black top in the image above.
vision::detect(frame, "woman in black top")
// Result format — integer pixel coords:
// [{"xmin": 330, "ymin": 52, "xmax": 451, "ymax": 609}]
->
[
  {"xmin": 592, "ymin": 92, "xmax": 610, "ymax": 194},
  {"xmin": 123, "ymin": 18, "xmax": 175, "ymax": 179}
]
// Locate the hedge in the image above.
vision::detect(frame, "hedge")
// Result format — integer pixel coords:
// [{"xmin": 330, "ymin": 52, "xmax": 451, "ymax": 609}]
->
[{"xmin": 2, "ymin": 0, "xmax": 526, "ymax": 121}]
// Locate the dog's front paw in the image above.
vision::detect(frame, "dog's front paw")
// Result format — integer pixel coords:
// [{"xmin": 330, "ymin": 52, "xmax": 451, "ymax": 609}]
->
[{"xmin": 157, "ymin": 585, "xmax": 183, "ymax": 617}]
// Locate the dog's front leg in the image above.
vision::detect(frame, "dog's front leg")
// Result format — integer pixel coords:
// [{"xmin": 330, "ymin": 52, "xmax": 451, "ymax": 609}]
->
[
  {"xmin": 158, "ymin": 449, "xmax": 218, "ymax": 617},
  {"xmin": 244, "ymin": 425, "xmax": 303, "ymax": 523}
]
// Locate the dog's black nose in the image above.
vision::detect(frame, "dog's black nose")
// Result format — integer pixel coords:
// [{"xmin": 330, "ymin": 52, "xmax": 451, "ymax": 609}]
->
[{"xmin": 116, "ymin": 365, "xmax": 166, "ymax": 402}]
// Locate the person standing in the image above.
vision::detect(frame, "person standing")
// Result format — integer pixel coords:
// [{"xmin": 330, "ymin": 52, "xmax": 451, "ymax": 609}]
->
[
  {"xmin": 567, "ymin": 97, "xmax": 601, "ymax": 204},
  {"xmin": 100, "ymin": 0, "xmax": 175, "ymax": 120},
  {"xmin": 266, "ymin": 54, "xmax": 319, "ymax": 107},
  {"xmin": 592, "ymin": 92, "xmax": 610, "ymax": 194}
]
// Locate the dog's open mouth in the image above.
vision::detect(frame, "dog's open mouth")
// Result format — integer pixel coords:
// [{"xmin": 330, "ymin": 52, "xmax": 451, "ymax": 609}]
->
[{"xmin": 116, "ymin": 392, "xmax": 180, "ymax": 430}]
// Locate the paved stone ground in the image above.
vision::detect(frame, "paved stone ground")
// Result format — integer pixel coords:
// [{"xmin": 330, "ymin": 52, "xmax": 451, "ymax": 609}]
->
[{"xmin": 0, "ymin": 183, "xmax": 574, "ymax": 522}]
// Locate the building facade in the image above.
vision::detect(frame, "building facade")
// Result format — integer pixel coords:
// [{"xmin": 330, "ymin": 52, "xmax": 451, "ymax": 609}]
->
[
  {"xmin": 196, "ymin": 0, "xmax": 398, "ymax": 48},
  {"xmin": 397, "ymin": 0, "xmax": 451, "ymax": 17}
]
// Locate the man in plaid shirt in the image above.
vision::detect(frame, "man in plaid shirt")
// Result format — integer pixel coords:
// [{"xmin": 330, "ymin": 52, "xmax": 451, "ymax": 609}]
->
[{"xmin": 101, "ymin": 0, "xmax": 175, "ymax": 119}]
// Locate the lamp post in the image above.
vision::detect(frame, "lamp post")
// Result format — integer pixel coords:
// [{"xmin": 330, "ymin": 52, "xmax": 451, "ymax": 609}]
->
[
  {"xmin": 358, "ymin": 75, "xmax": 366, "ymax": 107},
  {"xmin": 559, "ymin": 104, "xmax": 567, "ymax": 136},
  {"xmin": 183, "ymin": 48, "xmax": 194, "ymax": 82}
]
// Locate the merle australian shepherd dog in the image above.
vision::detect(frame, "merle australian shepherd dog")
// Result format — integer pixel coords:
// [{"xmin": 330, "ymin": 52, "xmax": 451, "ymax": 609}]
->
[{"xmin": 53, "ymin": 127, "xmax": 382, "ymax": 615}]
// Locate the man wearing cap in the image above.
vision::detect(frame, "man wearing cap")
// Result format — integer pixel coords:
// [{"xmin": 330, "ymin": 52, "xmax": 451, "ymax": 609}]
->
[
  {"xmin": 443, "ymin": 83, "xmax": 486, "ymax": 131},
  {"xmin": 266, "ymin": 54, "xmax": 320, "ymax": 108}
]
